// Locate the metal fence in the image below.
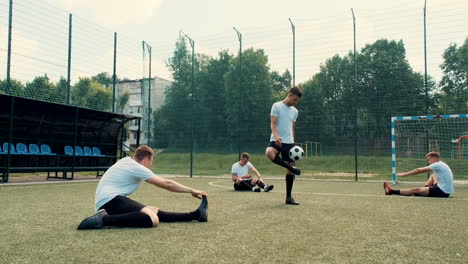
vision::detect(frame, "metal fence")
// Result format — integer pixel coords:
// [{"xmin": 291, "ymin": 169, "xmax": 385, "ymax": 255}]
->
[{"xmin": 1, "ymin": 0, "xmax": 467, "ymax": 181}]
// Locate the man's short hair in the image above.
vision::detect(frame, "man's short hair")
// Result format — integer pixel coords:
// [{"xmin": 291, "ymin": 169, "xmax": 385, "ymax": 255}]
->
[
  {"xmin": 134, "ymin": 145, "xmax": 154, "ymax": 161},
  {"xmin": 289, "ymin": 86, "xmax": 302, "ymax": 97},
  {"xmin": 426, "ymin": 152, "xmax": 440, "ymax": 159},
  {"xmin": 241, "ymin": 152, "xmax": 250, "ymax": 159}
]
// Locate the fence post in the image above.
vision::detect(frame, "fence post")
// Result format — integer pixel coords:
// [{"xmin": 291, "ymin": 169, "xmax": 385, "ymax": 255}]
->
[
  {"xmin": 112, "ymin": 32, "xmax": 117, "ymax": 112},
  {"xmin": 6, "ymin": 0, "xmax": 13, "ymax": 94},
  {"xmin": 67, "ymin": 14, "xmax": 73, "ymax": 104}
]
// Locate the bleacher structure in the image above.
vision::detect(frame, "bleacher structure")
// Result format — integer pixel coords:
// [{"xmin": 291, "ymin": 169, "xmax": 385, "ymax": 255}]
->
[{"xmin": 0, "ymin": 94, "xmax": 141, "ymax": 183}]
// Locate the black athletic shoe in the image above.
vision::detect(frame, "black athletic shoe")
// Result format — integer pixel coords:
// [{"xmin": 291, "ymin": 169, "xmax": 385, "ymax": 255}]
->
[
  {"xmin": 291, "ymin": 167, "xmax": 301, "ymax": 176},
  {"xmin": 252, "ymin": 187, "xmax": 261, "ymax": 192},
  {"xmin": 264, "ymin": 185, "xmax": 274, "ymax": 192},
  {"xmin": 196, "ymin": 195, "xmax": 208, "ymax": 222},
  {"xmin": 77, "ymin": 209, "xmax": 108, "ymax": 230},
  {"xmin": 285, "ymin": 196, "xmax": 300, "ymax": 205}
]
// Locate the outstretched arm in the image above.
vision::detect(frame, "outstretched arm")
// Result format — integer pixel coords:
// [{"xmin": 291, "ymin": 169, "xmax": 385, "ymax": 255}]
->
[
  {"xmin": 271, "ymin": 115, "xmax": 282, "ymax": 146},
  {"xmin": 250, "ymin": 167, "xmax": 262, "ymax": 178},
  {"xmin": 397, "ymin": 167, "xmax": 432, "ymax": 177},
  {"xmin": 146, "ymin": 176, "xmax": 206, "ymax": 199}
]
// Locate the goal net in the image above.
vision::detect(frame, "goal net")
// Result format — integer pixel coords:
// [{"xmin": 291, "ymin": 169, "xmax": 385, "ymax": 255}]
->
[{"xmin": 391, "ymin": 114, "xmax": 468, "ymax": 184}]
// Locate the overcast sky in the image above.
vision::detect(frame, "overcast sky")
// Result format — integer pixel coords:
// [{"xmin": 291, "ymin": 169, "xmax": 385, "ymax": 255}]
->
[{"xmin": 1, "ymin": 0, "xmax": 467, "ymax": 84}]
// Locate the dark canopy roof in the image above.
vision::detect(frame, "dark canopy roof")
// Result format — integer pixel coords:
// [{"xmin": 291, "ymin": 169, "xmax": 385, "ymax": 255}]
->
[{"xmin": 0, "ymin": 93, "xmax": 139, "ymax": 155}]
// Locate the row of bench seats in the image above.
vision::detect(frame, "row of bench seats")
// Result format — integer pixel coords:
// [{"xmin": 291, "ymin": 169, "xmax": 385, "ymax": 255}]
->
[{"xmin": 0, "ymin": 143, "xmax": 106, "ymax": 157}]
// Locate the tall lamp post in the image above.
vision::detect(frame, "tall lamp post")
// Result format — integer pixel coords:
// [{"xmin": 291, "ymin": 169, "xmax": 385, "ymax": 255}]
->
[
  {"xmin": 351, "ymin": 8, "xmax": 358, "ymax": 181},
  {"xmin": 288, "ymin": 18, "xmax": 296, "ymax": 86},
  {"xmin": 185, "ymin": 34, "xmax": 195, "ymax": 177},
  {"xmin": 233, "ymin": 27, "xmax": 242, "ymax": 160},
  {"xmin": 142, "ymin": 41, "xmax": 152, "ymax": 147}
]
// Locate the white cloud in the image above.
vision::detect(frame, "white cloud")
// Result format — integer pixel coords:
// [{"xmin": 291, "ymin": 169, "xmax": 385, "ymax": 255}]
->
[{"xmin": 48, "ymin": 0, "xmax": 164, "ymax": 26}]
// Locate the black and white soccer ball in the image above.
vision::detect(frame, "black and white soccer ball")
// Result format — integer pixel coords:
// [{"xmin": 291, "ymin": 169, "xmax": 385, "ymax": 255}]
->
[{"xmin": 289, "ymin": 146, "xmax": 304, "ymax": 161}]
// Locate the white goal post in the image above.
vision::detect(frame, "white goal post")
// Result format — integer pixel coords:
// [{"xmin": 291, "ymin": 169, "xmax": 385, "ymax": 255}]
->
[{"xmin": 391, "ymin": 114, "xmax": 468, "ymax": 184}]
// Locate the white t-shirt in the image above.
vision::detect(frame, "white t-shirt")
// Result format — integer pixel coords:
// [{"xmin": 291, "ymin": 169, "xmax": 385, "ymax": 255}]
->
[
  {"xmin": 269, "ymin": 101, "xmax": 298, "ymax": 144},
  {"xmin": 231, "ymin": 161, "xmax": 254, "ymax": 178},
  {"xmin": 428, "ymin": 161, "xmax": 454, "ymax": 194},
  {"xmin": 95, "ymin": 157, "xmax": 155, "ymax": 211}
]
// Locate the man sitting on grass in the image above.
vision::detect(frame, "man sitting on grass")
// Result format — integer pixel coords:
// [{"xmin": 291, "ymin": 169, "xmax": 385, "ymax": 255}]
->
[
  {"xmin": 77, "ymin": 145, "xmax": 208, "ymax": 230},
  {"xmin": 232, "ymin": 152, "xmax": 274, "ymax": 192},
  {"xmin": 384, "ymin": 151, "xmax": 454, "ymax": 198}
]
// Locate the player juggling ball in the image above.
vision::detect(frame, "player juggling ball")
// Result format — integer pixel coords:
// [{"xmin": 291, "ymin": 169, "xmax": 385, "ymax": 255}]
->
[
  {"xmin": 265, "ymin": 86, "xmax": 303, "ymax": 205},
  {"xmin": 78, "ymin": 145, "xmax": 208, "ymax": 230}
]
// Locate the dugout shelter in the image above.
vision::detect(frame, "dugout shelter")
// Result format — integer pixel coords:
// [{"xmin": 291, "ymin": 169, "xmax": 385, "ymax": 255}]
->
[{"xmin": 0, "ymin": 94, "xmax": 141, "ymax": 183}]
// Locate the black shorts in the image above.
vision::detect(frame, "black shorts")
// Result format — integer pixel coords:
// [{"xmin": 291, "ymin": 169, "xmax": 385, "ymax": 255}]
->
[
  {"xmin": 99, "ymin": 195, "xmax": 145, "ymax": 215},
  {"xmin": 428, "ymin": 185, "xmax": 450, "ymax": 198},
  {"xmin": 234, "ymin": 179, "xmax": 253, "ymax": 191},
  {"xmin": 267, "ymin": 141, "xmax": 295, "ymax": 162}
]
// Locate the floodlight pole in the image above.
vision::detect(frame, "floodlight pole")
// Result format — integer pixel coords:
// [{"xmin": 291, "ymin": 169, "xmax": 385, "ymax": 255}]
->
[
  {"xmin": 185, "ymin": 34, "xmax": 195, "ymax": 177},
  {"xmin": 423, "ymin": 0, "xmax": 430, "ymax": 179},
  {"xmin": 352, "ymin": 8, "xmax": 358, "ymax": 181},
  {"xmin": 67, "ymin": 14, "xmax": 72, "ymax": 104},
  {"xmin": 234, "ymin": 27, "xmax": 242, "ymax": 160},
  {"xmin": 142, "ymin": 41, "xmax": 152, "ymax": 147},
  {"xmin": 6, "ymin": 0, "xmax": 13, "ymax": 94},
  {"xmin": 423, "ymin": 0, "xmax": 428, "ymax": 114},
  {"xmin": 289, "ymin": 18, "xmax": 295, "ymax": 86},
  {"xmin": 112, "ymin": 32, "xmax": 117, "ymax": 112}
]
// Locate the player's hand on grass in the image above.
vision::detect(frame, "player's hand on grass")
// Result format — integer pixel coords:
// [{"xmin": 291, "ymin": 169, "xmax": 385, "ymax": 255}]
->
[{"xmin": 191, "ymin": 189, "xmax": 207, "ymax": 199}]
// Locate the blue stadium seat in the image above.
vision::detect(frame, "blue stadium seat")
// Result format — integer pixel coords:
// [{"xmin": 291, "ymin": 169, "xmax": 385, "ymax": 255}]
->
[
  {"xmin": 83, "ymin": 146, "xmax": 93, "ymax": 156},
  {"xmin": 3, "ymin": 142, "xmax": 17, "ymax": 154},
  {"xmin": 92, "ymin": 147, "xmax": 106, "ymax": 157},
  {"xmin": 28, "ymin": 144, "xmax": 41, "ymax": 155},
  {"xmin": 74, "ymin": 146, "xmax": 84, "ymax": 156},
  {"xmin": 64, "ymin": 145, "xmax": 74, "ymax": 156},
  {"xmin": 16, "ymin": 143, "xmax": 29, "ymax": 154},
  {"xmin": 0, "ymin": 144, "xmax": 6, "ymax": 154},
  {"xmin": 40, "ymin": 144, "xmax": 57, "ymax": 155}
]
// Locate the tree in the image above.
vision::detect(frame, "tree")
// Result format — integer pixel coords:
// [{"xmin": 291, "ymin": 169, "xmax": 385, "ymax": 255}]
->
[
  {"xmin": 0, "ymin": 79, "xmax": 24, "ymax": 97},
  {"xmin": 117, "ymin": 91, "xmax": 130, "ymax": 114},
  {"xmin": 271, "ymin": 69, "xmax": 292, "ymax": 100},
  {"xmin": 154, "ymin": 33, "xmax": 195, "ymax": 149},
  {"xmin": 92, "ymin": 72, "xmax": 114, "ymax": 88},
  {"xmin": 438, "ymin": 37, "xmax": 468, "ymax": 113},
  {"xmin": 24, "ymin": 74, "xmax": 56, "ymax": 102},
  {"xmin": 71, "ymin": 77, "xmax": 112, "ymax": 111},
  {"xmin": 224, "ymin": 48, "xmax": 273, "ymax": 149},
  {"xmin": 195, "ymin": 50, "xmax": 233, "ymax": 150},
  {"xmin": 356, "ymin": 39, "xmax": 430, "ymax": 138},
  {"xmin": 54, "ymin": 77, "xmax": 69, "ymax": 104}
]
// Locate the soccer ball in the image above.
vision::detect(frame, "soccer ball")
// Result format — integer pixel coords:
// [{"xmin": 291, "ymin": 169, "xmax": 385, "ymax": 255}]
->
[{"xmin": 289, "ymin": 146, "xmax": 304, "ymax": 161}]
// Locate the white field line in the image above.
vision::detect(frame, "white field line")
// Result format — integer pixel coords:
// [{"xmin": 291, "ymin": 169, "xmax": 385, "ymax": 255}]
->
[{"xmin": 208, "ymin": 180, "xmax": 468, "ymax": 201}]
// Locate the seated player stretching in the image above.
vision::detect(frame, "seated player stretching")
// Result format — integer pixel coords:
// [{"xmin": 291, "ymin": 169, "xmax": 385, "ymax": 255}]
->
[
  {"xmin": 232, "ymin": 152, "xmax": 274, "ymax": 192},
  {"xmin": 384, "ymin": 152, "xmax": 454, "ymax": 198},
  {"xmin": 77, "ymin": 145, "xmax": 208, "ymax": 230}
]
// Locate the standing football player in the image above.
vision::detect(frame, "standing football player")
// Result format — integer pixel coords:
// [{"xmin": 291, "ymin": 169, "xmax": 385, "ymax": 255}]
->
[{"xmin": 265, "ymin": 86, "xmax": 302, "ymax": 205}]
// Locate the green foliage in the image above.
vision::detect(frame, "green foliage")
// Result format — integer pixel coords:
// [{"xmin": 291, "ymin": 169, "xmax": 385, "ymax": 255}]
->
[
  {"xmin": 92, "ymin": 72, "xmax": 114, "ymax": 87},
  {"xmin": 224, "ymin": 48, "xmax": 273, "ymax": 144},
  {"xmin": 72, "ymin": 77, "xmax": 112, "ymax": 111},
  {"xmin": 24, "ymin": 74, "xmax": 56, "ymax": 102},
  {"xmin": 0, "ymin": 79, "xmax": 24, "ymax": 96},
  {"xmin": 117, "ymin": 91, "xmax": 130, "ymax": 113},
  {"xmin": 438, "ymin": 37, "xmax": 468, "ymax": 113}
]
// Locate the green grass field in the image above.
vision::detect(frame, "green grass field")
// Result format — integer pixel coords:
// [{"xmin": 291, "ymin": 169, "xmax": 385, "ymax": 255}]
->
[
  {"xmin": 1, "ymin": 177, "xmax": 467, "ymax": 264},
  {"xmin": 153, "ymin": 153, "xmax": 392, "ymax": 180}
]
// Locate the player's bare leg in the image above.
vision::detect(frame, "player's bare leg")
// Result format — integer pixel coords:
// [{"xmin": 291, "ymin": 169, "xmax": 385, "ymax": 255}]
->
[{"xmin": 265, "ymin": 147, "xmax": 300, "ymax": 175}]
